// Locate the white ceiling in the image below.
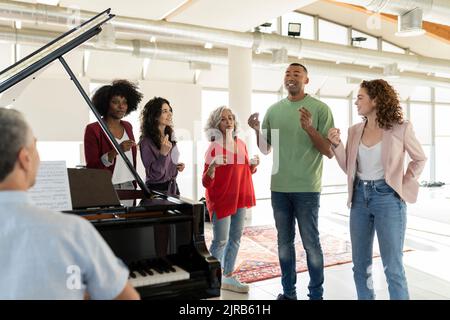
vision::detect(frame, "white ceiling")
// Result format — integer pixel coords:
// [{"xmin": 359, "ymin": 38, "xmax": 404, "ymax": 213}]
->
[
  {"xmin": 3, "ymin": 0, "xmax": 450, "ymax": 96},
  {"xmin": 165, "ymin": 0, "xmax": 317, "ymax": 32},
  {"xmin": 10, "ymin": 0, "xmax": 449, "ymax": 59},
  {"xmin": 11, "ymin": 0, "xmax": 317, "ymax": 31},
  {"xmin": 11, "ymin": 0, "xmax": 188, "ymax": 20}
]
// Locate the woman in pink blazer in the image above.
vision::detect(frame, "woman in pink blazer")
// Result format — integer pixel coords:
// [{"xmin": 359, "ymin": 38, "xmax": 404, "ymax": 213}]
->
[{"xmin": 328, "ymin": 79, "xmax": 426, "ymax": 300}]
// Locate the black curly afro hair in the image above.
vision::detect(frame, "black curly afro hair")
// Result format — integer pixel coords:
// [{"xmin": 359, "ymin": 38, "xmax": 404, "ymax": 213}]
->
[{"xmin": 92, "ymin": 79, "xmax": 143, "ymax": 117}]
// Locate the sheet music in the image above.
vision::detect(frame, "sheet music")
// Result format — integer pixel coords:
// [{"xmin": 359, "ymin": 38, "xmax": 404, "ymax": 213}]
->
[{"xmin": 29, "ymin": 161, "xmax": 73, "ymax": 211}]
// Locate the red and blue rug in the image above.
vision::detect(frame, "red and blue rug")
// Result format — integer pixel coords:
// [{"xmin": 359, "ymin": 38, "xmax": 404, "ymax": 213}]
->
[{"xmin": 205, "ymin": 225, "xmax": 354, "ymax": 283}]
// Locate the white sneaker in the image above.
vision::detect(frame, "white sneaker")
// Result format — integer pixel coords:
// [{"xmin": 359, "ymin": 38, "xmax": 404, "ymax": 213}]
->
[{"xmin": 221, "ymin": 275, "xmax": 249, "ymax": 293}]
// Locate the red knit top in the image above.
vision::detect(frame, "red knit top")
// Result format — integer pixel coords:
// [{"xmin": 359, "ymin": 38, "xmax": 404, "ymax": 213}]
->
[{"xmin": 202, "ymin": 138, "xmax": 256, "ymax": 220}]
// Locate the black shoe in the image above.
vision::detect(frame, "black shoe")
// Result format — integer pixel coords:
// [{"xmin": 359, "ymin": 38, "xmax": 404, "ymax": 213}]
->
[{"xmin": 276, "ymin": 293, "xmax": 297, "ymax": 300}]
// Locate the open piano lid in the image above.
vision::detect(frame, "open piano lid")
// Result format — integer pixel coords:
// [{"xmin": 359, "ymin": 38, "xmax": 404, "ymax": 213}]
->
[
  {"xmin": 0, "ymin": 9, "xmax": 113, "ymax": 93},
  {"xmin": 0, "ymin": 8, "xmax": 152, "ymax": 199}
]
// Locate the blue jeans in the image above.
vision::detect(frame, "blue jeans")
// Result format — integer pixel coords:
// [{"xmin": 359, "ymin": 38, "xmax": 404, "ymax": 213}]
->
[
  {"xmin": 271, "ymin": 191, "xmax": 324, "ymax": 300},
  {"xmin": 351, "ymin": 178, "xmax": 409, "ymax": 300},
  {"xmin": 209, "ymin": 208, "xmax": 246, "ymax": 276}
]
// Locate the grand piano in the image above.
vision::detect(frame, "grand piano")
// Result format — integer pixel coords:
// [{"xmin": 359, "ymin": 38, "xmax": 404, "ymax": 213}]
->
[{"xmin": 0, "ymin": 9, "xmax": 221, "ymax": 299}]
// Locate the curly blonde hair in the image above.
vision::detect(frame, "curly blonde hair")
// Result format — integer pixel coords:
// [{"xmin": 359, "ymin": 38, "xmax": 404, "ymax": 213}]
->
[{"xmin": 360, "ymin": 79, "xmax": 404, "ymax": 129}]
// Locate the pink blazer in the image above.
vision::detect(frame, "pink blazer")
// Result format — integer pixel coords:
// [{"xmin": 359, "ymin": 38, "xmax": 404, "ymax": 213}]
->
[{"xmin": 332, "ymin": 120, "xmax": 427, "ymax": 208}]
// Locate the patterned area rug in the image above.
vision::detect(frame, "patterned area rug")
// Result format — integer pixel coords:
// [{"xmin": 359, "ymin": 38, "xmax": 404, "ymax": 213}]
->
[{"xmin": 204, "ymin": 224, "xmax": 354, "ymax": 284}]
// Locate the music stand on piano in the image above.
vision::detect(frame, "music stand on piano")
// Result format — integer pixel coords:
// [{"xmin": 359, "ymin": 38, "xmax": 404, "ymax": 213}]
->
[{"xmin": 0, "ymin": 10, "xmax": 221, "ymax": 299}]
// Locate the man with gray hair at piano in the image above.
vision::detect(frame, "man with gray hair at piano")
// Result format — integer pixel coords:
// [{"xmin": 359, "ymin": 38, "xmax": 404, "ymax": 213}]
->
[{"xmin": 0, "ymin": 107, "xmax": 139, "ymax": 300}]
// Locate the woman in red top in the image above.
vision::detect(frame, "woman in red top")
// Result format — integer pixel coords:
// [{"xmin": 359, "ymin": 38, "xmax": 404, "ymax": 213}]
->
[{"xmin": 202, "ymin": 106, "xmax": 259, "ymax": 294}]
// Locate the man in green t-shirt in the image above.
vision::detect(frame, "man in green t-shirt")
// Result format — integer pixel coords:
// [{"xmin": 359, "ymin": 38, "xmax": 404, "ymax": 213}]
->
[{"xmin": 248, "ymin": 63, "xmax": 335, "ymax": 300}]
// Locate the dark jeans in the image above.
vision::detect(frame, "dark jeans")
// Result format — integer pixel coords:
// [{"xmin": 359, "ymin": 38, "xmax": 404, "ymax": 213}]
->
[{"xmin": 271, "ymin": 191, "xmax": 324, "ymax": 300}]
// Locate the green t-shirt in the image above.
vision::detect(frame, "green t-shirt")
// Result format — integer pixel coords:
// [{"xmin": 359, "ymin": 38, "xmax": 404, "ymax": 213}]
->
[{"xmin": 262, "ymin": 95, "xmax": 334, "ymax": 192}]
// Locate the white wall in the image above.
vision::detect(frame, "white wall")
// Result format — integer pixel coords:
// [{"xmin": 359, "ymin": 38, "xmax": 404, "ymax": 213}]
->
[{"xmin": 4, "ymin": 77, "xmax": 90, "ymax": 141}]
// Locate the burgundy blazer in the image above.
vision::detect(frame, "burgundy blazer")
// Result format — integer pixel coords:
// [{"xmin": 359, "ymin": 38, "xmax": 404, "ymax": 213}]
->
[
  {"xmin": 332, "ymin": 120, "xmax": 427, "ymax": 207},
  {"xmin": 84, "ymin": 120, "xmax": 137, "ymax": 176}
]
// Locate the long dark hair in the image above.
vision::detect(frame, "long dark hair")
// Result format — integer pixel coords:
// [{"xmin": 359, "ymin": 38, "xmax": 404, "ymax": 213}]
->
[
  {"xmin": 139, "ymin": 97, "xmax": 176, "ymax": 149},
  {"xmin": 92, "ymin": 79, "xmax": 143, "ymax": 117}
]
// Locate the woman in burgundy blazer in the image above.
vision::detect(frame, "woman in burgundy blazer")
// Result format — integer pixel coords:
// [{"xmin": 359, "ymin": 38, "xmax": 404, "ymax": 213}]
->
[{"xmin": 84, "ymin": 80, "xmax": 143, "ymax": 189}]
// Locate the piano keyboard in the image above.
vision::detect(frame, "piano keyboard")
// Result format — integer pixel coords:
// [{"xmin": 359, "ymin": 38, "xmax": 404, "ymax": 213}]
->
[{"xmin": 128, "ymin": 260, "xmax": 190, "ymax": 288}]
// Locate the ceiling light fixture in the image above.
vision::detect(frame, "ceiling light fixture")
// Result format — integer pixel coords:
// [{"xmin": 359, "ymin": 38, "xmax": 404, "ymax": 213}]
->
[
  {"xmin": 287, "ymin": 23, "xmax": 301, "ymax": 37},
  {"xmin": 351, "ymin": 36, "xmax": 367, "ymax": 47}
]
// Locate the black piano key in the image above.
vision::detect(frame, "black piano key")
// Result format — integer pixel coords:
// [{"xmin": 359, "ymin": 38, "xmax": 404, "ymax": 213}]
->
[
  {"xmin": 156, "ymin": 259, "xmax": 171, "ymax": 273},
  {"xmin": 161, "ymin": 259, "xmax": 177, "ymax": 273},
  {"xmin": 128, "ymin": 263, "xmax": 138, "ymax": 278},
  {"xmin": 147, "ymin": 260, "xmax": 164, "ymax": 274},
  {"xmin": 138, "ymin": 261, "xmax": 154, "ymax": 276},
  {"xmin": 137, "ymin": 269, "xmax": 147, "ymax": 277},
  {"xmin": 144, "ymin": 268, "xmax": 154, "ymax": 276},
  {"xmin": 153, "ymin": 266, "xmax": 164, "ymax": 274}
]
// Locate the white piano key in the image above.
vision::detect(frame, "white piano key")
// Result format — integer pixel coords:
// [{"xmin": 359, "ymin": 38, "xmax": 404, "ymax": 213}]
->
[{"xmin": 129, "ymin": 265, "xmax": 190, "ymax": 288}]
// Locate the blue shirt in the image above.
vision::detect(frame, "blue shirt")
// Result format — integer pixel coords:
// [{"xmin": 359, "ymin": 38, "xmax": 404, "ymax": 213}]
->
[{"xmin": 0, "ymin": 191, "xmax": 129, "ymax": 299}]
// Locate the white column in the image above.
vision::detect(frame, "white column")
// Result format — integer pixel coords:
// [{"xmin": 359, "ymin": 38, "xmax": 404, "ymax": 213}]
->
[
  {"xmin": 228, "ymin": 45, "xmax": 252, "ymax": 147},
  {"xmin": 228, "ymin": 45, "xmax": 254, "ymax": 220}
]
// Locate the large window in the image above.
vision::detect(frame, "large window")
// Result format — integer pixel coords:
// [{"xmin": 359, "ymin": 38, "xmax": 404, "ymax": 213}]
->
[
  {"xmin": 250, "ymin": 92, "xmax": 279, "ymax": 199},
  {"xmin": 409, "ymin": 103, "xmax": 432, "ymax": 145},
  {"xmin": 318, "ymin": 19, "xmax": 348, "ymax": 45},
  {"xmin": 321, "ymin": 98, "xmax": 349, "ymax": 186},
  {"xmin": 409, "ymin": 103, "xmax": 432, "ymax": 182},
  {"xmin": 382, "ymin": 41, "xmax": 406, "ymax": 54},
  {"xmin": 436, "ymin": 87, "xmax": 450, "ymax": 103},
  {"xmin": 435, "ymin": 105, "xmax": 450, "ymax": 183},
  {"xmin": 419, "ymin": 146, "xmax": 431, "ymax": 183},
  {"xmin": 410, "ymin": 86, "xmax": 431, "ymax": 102},
  {"xmin": 436, "ymin": 137, "xmax": 450, "ymax": 183}
]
